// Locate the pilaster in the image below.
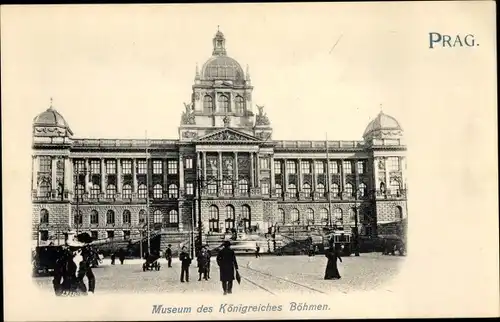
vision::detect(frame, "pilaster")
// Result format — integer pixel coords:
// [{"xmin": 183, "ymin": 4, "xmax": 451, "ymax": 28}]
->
[
  {"xmin": 117, "ymin": 158, "xmax": 122, "ymax": 193},
  {"xmin": 132, "ymin": 159, "xmax": 138, "ymax": 192},
  {"xmin": 101, "ymin": 159, "xmax": 106, "ymax": 192},
  {"xmin": 32, "ymin": 156, "xmax": 38, "ymax": 190},
  {"xmin": 51, "ymin": 157, "xmax": 57, "ymax": 190},
  {"xmin": 250, "ymin": 152, "xmax": 254, "ymax": 188}
]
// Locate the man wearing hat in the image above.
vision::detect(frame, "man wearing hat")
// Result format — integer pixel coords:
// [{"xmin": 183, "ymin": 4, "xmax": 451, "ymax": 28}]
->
[
  {"xmin": 216, "ymin": 240, "xmax": 239, "ymax": 295},
  {"xmin": 165, "ymin": 244, "xmax": 173, "ymax": 268}
]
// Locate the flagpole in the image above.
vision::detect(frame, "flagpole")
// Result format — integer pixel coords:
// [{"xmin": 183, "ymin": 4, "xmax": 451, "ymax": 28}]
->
[
  {"xmin": 146, "ymin": 130, "xmax": 151, "ymax": 254},
  {"xmin": 326, "ymin": 133, "xmax": 332, "ymax": 228}
]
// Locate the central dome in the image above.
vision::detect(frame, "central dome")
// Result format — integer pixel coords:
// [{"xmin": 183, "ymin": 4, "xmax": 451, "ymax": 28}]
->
[{"xmin": 201, "ymin": 55, "xmax": 244, "ymax": 81}]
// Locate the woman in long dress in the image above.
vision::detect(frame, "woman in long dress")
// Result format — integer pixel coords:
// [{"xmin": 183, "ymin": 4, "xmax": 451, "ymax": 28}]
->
[{"xmin": 324, "ymin": 245, "xmax": 342, "ymax": 280}]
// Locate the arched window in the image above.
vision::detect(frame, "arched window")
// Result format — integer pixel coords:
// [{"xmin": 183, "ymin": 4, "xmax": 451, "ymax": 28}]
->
[
  {"xmin": 40, "ymin": 209, "xmax": 49, "ymax": 224},
  {"xmin": 153, "ymin": 210, "xmax": 163, "ymax": 224},
  {"xmin": 106, "ymin": 210, "xmax": 115, "ymax": 225},
  {"xmin": 235, "ymin": 95, "xmax": 245, "ymax": 114},
  {"xmin": 219, "ymin": 94, "xmax": 230, "ymax": 113},
  {"xmin": 154, "ymin": 184, "xmax": 163, "ymax": 199},
  {"xmin": 138, "ymin": 184, "xmax": 147, "ymax": 199},
  {"xmin": 91, "ymin": 184, "xmax": 100, "ymax": 199},
  {"xmin": 288, "ymin": 184, "xmax": 297, "ymax": 197},
  {"xmin": 395, "ymin": 206, "xmax": 403, "ymax": 220},
  {"xmin": 225, "ymin": 205, "xmax": 235, "ymax": 230},
  {"xmin": 345, "ymin": 183, "xmax": 353, "ymax": 197},
  {"xmin": 331, "ymin": 183, "xmax": 340, "ymax": 197},
  {"xmin": 319, "ymin": 208, "xmax": 329, "ymax": 224},
  {"xmin": 139, "ymin": 209, "xmax": 146, "ymax": 224},
  {"xmin": 203, "ymin": 95, "xmax": 214, "ymax": 113},
  {"xmin": 359, "ymin": 183, "xmax": 367, "ymax": 197},
  {"xmin": 73, "ymin": 210, "xmax": 83, "ymax": 226},
  {"xmin": 239, "ymin": 179, "xmax": 249, "ymax": 194},
  {"xmin": 208, "ymin": 205, "xmax": 219, "ymax": 232},
  {"xmin": 333, "ymin": 208, "xmax": 343, "ymax": 225},
  {"xmin": 275, "ymin": 183, "xmax": 282, "ymax": 197},
  {"xmin": 75, "ymin": 184, "xmax": 85, "ymax": 199},
  {"xmin": 305, "ymin": 208, "xmax": 314, "ymax": 224},
  {"xmin": 168, "ymin": 184, "xmax": 178, "ymax": 199},
  {"xmin": 389, "ymin": 179, "xmax": 401, "ymax": 193},
  {"xmin": 106, "ymin": 184, "xmax": 116, "ymax": 198},
  {"xmin": 90, "ymin": 210, "xmax": 99, "ymax": 224},
  {"xmin": 290, "ymin": 209, "xmax": 300, "ymax": 224},
  {"xmin": 122, "ymin": 210, "xmax": 131, "ymax": 224},
  {"xmin": 168, "ymin": 210, "xmax": 179, "ymax": 225},
  {"xmin": 278, "ymin": 208, "xmax": 286, "ymax": 224},
  {"xmin": 122, "ymin": 184, "xmax": 132, "ymax": 198},
  {"xmin": 38, "ymin": 179, "xmax": 51, "ymax": 198},
  {"xmin": 316, "ymin": 183, "xmax": 325, "ymax": 195},
  {"xmin": 241, "ymin": 205, "xmax": 251, "ymax": 230},
  {"xmin": 223, "ymin": 180, "xmax": 233, "ymax": 195},
  {"xmin": 302, "ymin": 183, "xmax": 312, "ymax": 195}
]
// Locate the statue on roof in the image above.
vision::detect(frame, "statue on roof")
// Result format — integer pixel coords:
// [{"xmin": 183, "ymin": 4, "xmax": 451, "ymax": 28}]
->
[
  {"xmin": 181, "ymin": 102, "xmax": 196, "ymax": 125},
  {"xmin": 255, "ymin": 104, "xmax": 270, "ymax": 126}
]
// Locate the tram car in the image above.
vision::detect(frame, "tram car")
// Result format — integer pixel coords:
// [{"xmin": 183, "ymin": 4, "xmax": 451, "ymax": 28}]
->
[
  {"xmin": 142, "ymin": 253, "xmax": 161, "ymax": 271},
  {"xmin": 324, "ymin": 230, "xmax": 353, "ymax": 256}
]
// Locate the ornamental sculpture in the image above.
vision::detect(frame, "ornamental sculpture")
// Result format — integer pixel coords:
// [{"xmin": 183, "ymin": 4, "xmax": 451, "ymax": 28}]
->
[
  {"xmin": 255, "ymin": 105, "xmax": 270, "ymax": 126},
  {"xmin": 181, "ymin": 102, "xmax": 196, "ymax": 125},
  {"xmin": 182, "ymin": 131, "xmax": 198, "ymax": 139}
]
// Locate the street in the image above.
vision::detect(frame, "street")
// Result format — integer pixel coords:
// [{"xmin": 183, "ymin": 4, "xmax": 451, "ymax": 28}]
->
[{"xmin": 33, "ymin": 253, "xmax": 405, "ymax": 296}]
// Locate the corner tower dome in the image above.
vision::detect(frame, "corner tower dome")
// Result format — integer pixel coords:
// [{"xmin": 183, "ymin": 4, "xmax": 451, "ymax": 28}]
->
[
  {"xmin": 363, "ymin": 110, "xmax": 403, "ymax": 140},
  {"xmin": 200, "ymin": 28, "xmax": 245, "ymax": 83},
  {"xmin": 33, "ymin": 99, "xmax": 73, "ymax": 137}
]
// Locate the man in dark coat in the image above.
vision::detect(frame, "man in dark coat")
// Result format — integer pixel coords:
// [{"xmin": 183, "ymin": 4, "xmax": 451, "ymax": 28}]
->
[
  {"xmin": 205, "ymin": 245, "xmax": 211, "ymax": 279},
  {"xmin": 117, "ymin": 248, "xmax": 126, "ymax": 265},
  {"xmin": 179, "ymin": 246, "xmax": 191, "ymax": 282},
  {"xmin": 165, "ymin": 244, "xmax": 173, "ymax": 268},
  {"xmin": 216, "ymin": 240, "xmax": 239, "ymax": 295}
]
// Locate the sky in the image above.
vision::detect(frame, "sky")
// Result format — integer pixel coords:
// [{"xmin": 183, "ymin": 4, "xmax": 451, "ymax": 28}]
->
[{"xmin": 2, "ymin": 3, "xmax": 498, "ymax": 317}]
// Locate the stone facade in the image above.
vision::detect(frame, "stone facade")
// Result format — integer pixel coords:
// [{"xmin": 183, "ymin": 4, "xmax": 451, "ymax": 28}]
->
[{"xmin": 31, "ymin": 29, "xmax": 408, "ymax": 246}]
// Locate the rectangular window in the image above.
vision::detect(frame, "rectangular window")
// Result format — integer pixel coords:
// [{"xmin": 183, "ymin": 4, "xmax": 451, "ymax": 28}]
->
[
  {"xmin": 39, "ymin": 157, "xmax": 52, "ymax": 173},
  {"xmin": 315, "ymin": 161, "xmax": 325, "ymax": 174},
  {"xmin": 122, "ymin": 160, "xmax": 132, "ymax": 174},
  {"xmin": 274, "ymin": 161, "xmax": 282, "ymax": 174},
  {"xmin": 342, "ymin": 161, "xmax": 352, "ymax": 174},
  {"xmin": 388, "ymin": 157, "xmax": 400, "ymax": 172},
  {"xmin": 186, "ymin": 183, "xmax": 194, "ymax": 195},
  {"xmin": 106, "ymin": 160, "xmax": 116, "ymax": 174},
  {"xmin": 261, "ymin": 182, "xmax": 270, "ymax": 195},
  {"xmin": 286, "ymin": 161, "xmax": 297, "ymax": 174},
  {"xmin": 357, "ymin": 161, "xmax": 365, "ymax": 174},
  {"xmin": 137, "ymin": 160, "xmax": 147, "ymax": 174},
  {"xmin": 40, "ymin": 230, "xmax": 49, "ymax": 241},
  {"xmin": 74, "ymin": 160, "xmax": 85, "ymax": 174},
  {"xmin": 260, "ymin": 158, "xmax": 270, "ymax": 169},
  {"xmin": 107, "ymin": 230, "xmax": 114, "ymax": 239},
  {"xmin": 207, "ymin": 182, "xmax": 217, "ymax": 194},
  {"xmin": 124, "ymin": 230, "xmax": 131, "ymax": 240},
  {"xmin": 90, "ymin": 160, "xmax": 101, "ymax": 174},
  {"xmin": 330, "ymin": 161, "xmax": 339, "ymax": 174},
  {"xmin": 153, "ymin": 160, "xmax": 163, "ymax": 174},
  {"xmin": 301, "ymin": 161, "xmax": 310, "ymax": 174},
  {"xmin": 168, "ymin": 160, "xmax": 178, "ymax": 174},
  {"xmin": 185, "ymin": 158, "xmax": 193, "ymax": 169}
]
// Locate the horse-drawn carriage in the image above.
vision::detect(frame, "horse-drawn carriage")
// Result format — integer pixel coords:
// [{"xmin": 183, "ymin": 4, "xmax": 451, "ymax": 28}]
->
[{"xmin": 142, "ymin": 253, "xmax": 161, "ymax": 271}]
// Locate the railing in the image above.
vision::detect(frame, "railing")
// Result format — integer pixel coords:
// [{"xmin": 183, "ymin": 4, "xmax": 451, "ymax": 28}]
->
[
  {"xmin": 71, "ymin": 138, "xmax": 178, "ymax": 148},
  {"xmin": 274, "ymin": 140, "xmax": 365, "ymax": 149}
]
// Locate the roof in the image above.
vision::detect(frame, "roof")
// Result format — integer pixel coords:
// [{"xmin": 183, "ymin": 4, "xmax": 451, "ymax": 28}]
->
[
  {"xmin": 363, "ymin": 111, "xmax": 402, "ymax": 137},
  {"xmin": 33, "ymin": 107, "xmax": 73, "ymax": 134}
]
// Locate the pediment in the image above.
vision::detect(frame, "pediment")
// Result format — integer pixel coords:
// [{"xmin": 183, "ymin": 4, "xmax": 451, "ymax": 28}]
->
[{"xmin": 196, "ymin": 128, "xmax": 261, "ymax": 143}]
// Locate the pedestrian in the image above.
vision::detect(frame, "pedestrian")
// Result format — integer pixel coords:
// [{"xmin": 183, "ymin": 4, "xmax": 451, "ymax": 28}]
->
[
  {"xmin": 179, "ymin": 246, "xmax": 191, "ymax": 283},
  {"xmin": 216, "ymin": 240, "xmax": 239, "ymax": 295},
  {"xmin": 118, "ymin": 248, "xmax": 125, "ymax": 265},
  {"xmin": 255, "ymin": 243, "xmax": 260, "ymax": 258},
  {"xmin": 165, "ymin": 244, "xmax": 173, "ymax": 268},
  {"xmin": 197, "ymin": 247, "xmax": 208, "ymax": 281},
  {"xmin": 324, "ymin": 243, "xmax": 342, "ymax": 280},
  {"xmin": 205, "ymin": 245, "xmax": 211, "ymax": 279},
  {"xmin": 110, "ymin": 252, "xmax": 116, "ymax": 265}
]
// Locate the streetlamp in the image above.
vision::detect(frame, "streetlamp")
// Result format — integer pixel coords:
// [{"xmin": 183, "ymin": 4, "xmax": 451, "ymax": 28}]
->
[
  {"xmin": 74, "ymin": 165, "xmax": 92, "ymax": 235},
  {"xmin": 353, "ymin": 188, "xmax": 360, "ymax": 257}
]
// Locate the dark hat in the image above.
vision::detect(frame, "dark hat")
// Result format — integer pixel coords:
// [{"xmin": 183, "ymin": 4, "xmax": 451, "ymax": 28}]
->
[
  {"xmin": 223, "ymin": 240, "xmax": 231, "ymax": 247},
  {"xmin": 168, "ymin": 244, "xmax": 172, "ymax": 247},
  {"xmin": 76, "ymin": 232, "xmax": 94, "ymax": 244}
]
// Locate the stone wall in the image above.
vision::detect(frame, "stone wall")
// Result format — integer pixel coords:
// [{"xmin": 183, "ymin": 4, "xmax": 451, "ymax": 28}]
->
[{"xmin": 32, "ymin": 202, "xmax": 71, "ymax": 240}]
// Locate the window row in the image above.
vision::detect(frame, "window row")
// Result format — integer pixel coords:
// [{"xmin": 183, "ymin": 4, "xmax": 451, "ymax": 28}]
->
[
  {"xmin": 203, "ymin": 94, "xmax": 246, "ymax": 114},
  {"xmin": 73, "ymin": 159, "xmax": 194, "ymax": 175},
  {"xmin": 207, "ymin": 205, "xmax": 251, "ymax": 232},
  {"xmin": 205, "ymin": 179, "xmax": 249, "ymax": 195},
  {"xmin": 74, "ymin": 183, "xmax": 186, "ymax": 199},
  {"xmin": 71, "ymin": 209, "xmax": 178, "ymax": 225},
  {"xmin": 273, "ymin": 160, "xmax": 367, "ymax": 175},
  {"xmin": 274, "ymin": 183, "xmax": 367, "ymax": 197}
]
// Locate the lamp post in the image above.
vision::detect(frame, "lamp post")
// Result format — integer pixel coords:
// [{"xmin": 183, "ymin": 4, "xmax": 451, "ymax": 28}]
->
[
  {"xmin": 353, "ymin": 188, "xmax": 360, "ymax": 256},
  {"xmin": 74, "ymin": 165, "xmax": 91, "ymax": 235}
]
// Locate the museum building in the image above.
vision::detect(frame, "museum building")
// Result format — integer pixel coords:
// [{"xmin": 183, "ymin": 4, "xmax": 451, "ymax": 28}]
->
[{"xmin": 31, "ymin": 29, "xmax": 408, "ymax": 245}]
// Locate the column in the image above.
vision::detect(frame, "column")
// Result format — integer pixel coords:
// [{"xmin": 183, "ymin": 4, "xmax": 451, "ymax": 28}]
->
[
  {"xmin": 401, "ymin": 157, "xmax": 407, "ymax": 191},
  {"xmin": 202, "ymin": 152, "xmax": 207, "ymax": 179},
  {"xmin": 340, "ymin": 159, "xmax": 345, "ymax": 194},
  {"xmin": 312, "ymin": 160, "xmax": 317, "ymax": 191},
  {"xmin": 384, "ymin": 157, "xmax": 390, "ymax": 191},
  {"xmin": 101, "ymin": 159, "xmax": 106, "ymax": 193},
  {"xmin": 218, "ymin": 152, "xmax": 223, "ymax": 192},
  {"xmin": 163, "ymin": 159, "xmax": 168, "ymax": 189},
  {"xmin": 283, "ymin": 158, "xmax": 289, "ymax": 192},
  {"xmin": 256, "ymin": 153, "xmax": 260, "ymax": 187},
  {"xmin": 179, "ymin": 154, "xmax": 185, "ymax": 191},
  {"xmin": 85, "ymin": 159, "xmax": 90, "ymax": 195},
  {"xmin": 250, "ymin": 152, "xmax": 254, "ymax": 188},
  {"xmin": 297, "ymin": 158, "xmax": 302, "ymax": 191},
  {"xmin": 132, "ymin": 159, "xmax": 138, "ymax": 192},
  {"xmin": 51, "ymin": 157, "xmax": 57, "ymax": 190},
  {"xmin": 116, "ymin": 158, "xmax": 122, "ymax": 193},
  {"xmin": 64, "ymin": 157, "xmax": 72, "ymax": 194},
  {"xmin": 354, "ymin": 160, "xmax": 360, "ymax": 193},
  {"xmin": 270, "ymin": 154, "xmax": 275, "ymax": 189},
  {"xmin": 373, "ymin": 157, "xmax": 380, "ymax": 191},
  {"xmin": 32, "ymin": 156, "xmax": 38, "ymax": 191},
  {"xmin": 234, "ymin": 152, "xmax": 239, "ymax": 184}
]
